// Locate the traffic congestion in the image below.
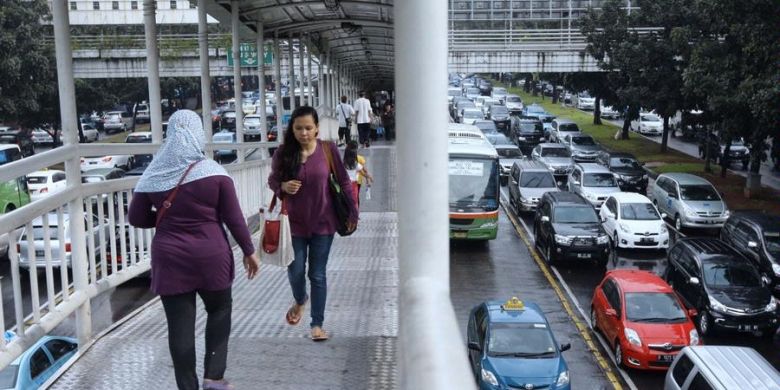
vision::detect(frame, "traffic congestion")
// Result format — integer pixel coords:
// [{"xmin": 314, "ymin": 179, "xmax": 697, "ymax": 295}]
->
[{"xmin": 447, "ymin": 73, "xmax": 780, "ymax": 389}]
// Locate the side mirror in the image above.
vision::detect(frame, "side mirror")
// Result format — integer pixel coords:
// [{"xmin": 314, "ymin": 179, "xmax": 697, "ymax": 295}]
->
[
  {"xmin": 689, "ymin": 277, "xmax": 700, "ymax": 285},
  {"xmin": 747, "ymin": 241, "xmax": 759, "ymax": 249},
  {"xmin": 687, "ymin": 308, "xmax": 698, "ymax": 318},
  {"xmin": 571, "ymin": 180, "xmax": 580, "ymax": 186},
  {"xmin": 605, "ymin": 308, "xmax": 617, "ymax": 317},
  {"xmin": 560, "ymin": 343, "xmax": 571, "ymax": 352},
  {"xmin": 661, "ymin": 213, "xmax": 668, "ymax": 219},
  {"xmin": 541, "ymin": 216, "xmax": 550, "ymax": 223},
  {"xmin": 467, "ymin": 341, "xmax": 482, "ymax": 352}
]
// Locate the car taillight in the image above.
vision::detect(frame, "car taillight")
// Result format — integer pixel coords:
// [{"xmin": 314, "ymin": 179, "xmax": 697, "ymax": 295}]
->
[
  {"xmin": 102, "ymin": 156, "xmax": 112, "ymax": 162},
  {"xmin": 40, "ymin": 187, "xmax": 48, "ymax": 193},
  {"xmin": 80, "ymin": 158, "xmax": 84, "ymax": 163},
  {"xmin": 16, "ymin": 244, "xmax": 20, "ymax": 252},
  {"xmin": 65, "ymin": 243, "xmax": 71, "ymax": 252}
]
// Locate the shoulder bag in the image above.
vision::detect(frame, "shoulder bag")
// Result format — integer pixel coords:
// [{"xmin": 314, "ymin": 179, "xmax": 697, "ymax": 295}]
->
[
  {"xmin": 322, "ymin": 141, "xmax": 357, "ymax": 236},
  {"xmin": 339, "ymin": 104, "xmax": 352, "ymax": 129},
  {"xmin": 258, "ymin": 195, "xmax": 294, "ymax": 267},
  {"xmin": 155, "ymin": 160, "xmax": 201, "ymax": 227}
]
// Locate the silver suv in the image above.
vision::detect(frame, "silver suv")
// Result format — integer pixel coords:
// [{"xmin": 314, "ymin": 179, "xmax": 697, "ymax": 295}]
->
[
  {"xmin": 550, "ymin": 118, "xmax": 580, "ymax": 143},
  {"xmin": 560, "ymin": 132, "xmax": 602, "ymax": 162},
  {"xmin": 648, "ymin": 173, "xmax": 729, "ymax": 230},
  {"xmin": 531, "ymin": 143, "xmax": 574, "ymax": 182},
  {"xmin": 508, "ymin": 160, "xmax": 559, "ymax": 212},
  {"xmin": 567, "ymin": 163, "xmax": 622, "ymax": 208}
]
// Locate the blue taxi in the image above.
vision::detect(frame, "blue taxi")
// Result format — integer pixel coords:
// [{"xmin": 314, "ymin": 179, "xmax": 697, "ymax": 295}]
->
[{"xmin": 467, "ymin": 298, "xmax": 571, "ymax": 390}]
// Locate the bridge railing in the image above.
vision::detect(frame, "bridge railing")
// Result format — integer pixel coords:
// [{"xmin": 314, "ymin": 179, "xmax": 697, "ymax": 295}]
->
[
  {"xmin": 0, "ymin": 141, "xmax": 275, "ymax": 369},
  {"xmin": 448, "ymin": 27, "xmax": 661, "ymax": 52}
]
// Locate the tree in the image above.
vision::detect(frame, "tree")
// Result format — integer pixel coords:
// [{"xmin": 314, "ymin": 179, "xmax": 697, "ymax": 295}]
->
[{"xmin": 0, "ymin": 0, "xmax": 57, "ymax": 128}]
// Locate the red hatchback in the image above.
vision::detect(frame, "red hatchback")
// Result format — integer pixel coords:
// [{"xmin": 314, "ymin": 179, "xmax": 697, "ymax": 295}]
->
[{"xmin": 590, "ymin": 270, "xmax": 700, "ymax": 371}]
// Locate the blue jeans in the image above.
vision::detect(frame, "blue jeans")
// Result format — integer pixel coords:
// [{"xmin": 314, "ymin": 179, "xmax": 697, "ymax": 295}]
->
[{"xmin": 288, "ymin": 234, "xmax": 334, "ymax": 328}]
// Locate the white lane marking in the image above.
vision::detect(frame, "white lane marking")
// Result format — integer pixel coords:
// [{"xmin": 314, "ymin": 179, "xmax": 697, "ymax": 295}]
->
[{"xmin": 500, "ymin": 189, "xmax": 640, "ymax": 390}]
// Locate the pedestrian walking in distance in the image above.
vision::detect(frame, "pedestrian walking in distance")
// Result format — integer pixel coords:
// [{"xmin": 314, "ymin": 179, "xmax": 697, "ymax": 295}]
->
[{"xmin": 354, "ymin": 91, "xmax": 374, "ymax": 148}]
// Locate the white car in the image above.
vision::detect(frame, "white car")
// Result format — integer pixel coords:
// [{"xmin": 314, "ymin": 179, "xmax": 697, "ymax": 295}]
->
[
  {"xmin": 567, "ymin": 163, "xmax": 622, "ymax": 209},
  {"xmin": 576, "ymin": 93, "xmax": 596, "ymax": 110},
  {"xmin": 102, "ymin": 111, "xmax": 126, "ymax": 134},
  {"xmin": 213, "ymin": 131, "xmax": 237, "ymax": 161},
  {"xmin": 31, "ymin": 128, "xmax": 55, "ymax": 145},
  {"xmin": 631, "ymin": 113, "xmax": 663, "ymax": 136},
  {"xmin": 600, "ymin": 105, "xmax": 620, "ymax": 119},
  {"xmin": 133, "ymin": 103, "xmax": 150, "ymax": 123},
  {"xmin": 27, "ymin": 170, "xmax": 67, "ymax": 202},
  {"xmin": 16, "ymin": 212, "xmax": 110, "ymax": 269},
  {"xmin": 460, "ymin": 108, "xmax": 484, "ymax": 125},
  {"xmin": 504, "ymin": 94, "xmax": 524, "ymax": 113},
  {"xmin": 81, "ymin": 154, "xmax": 132, "ymax": 171},
  {"xmin": 599, "ymin": 192, "xmax": 669, "ymax": 250},
  {"xmin": 243, "ymin": 115, "xmax": 265, "ymax": 142},
  {"xmin": 80, "ymin": 124, "xmax": 99, "ymax": 143}
]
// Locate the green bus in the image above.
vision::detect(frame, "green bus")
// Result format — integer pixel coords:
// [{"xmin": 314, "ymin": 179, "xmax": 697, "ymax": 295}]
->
[
  {"xmin": 448, "ymin": 124, "xmax": 500, "ymax": 240},
  {"xmin": 0, "ymin": 145, "xmax": 31, "ymax": 214}
]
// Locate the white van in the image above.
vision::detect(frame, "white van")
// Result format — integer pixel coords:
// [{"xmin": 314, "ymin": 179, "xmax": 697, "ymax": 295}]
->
[{"xmin": 665, "ymin": 346, "xmax": 780, "ymax": 390}]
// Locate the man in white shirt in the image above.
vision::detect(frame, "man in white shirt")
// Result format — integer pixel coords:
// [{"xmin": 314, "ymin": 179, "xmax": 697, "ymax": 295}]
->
[
  {"xmin": 336, "ymin": 96, "xmax": 355, "ymax": 146},
  {"xmin": 353, "ymin": 91, "xmax": 374, "ymax": 148}
]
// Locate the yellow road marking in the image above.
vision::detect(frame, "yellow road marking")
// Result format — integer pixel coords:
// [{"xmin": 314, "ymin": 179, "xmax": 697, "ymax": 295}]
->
[{"xmin": 501, "ymin": 201, "xmax": 624, "ymax": 390}]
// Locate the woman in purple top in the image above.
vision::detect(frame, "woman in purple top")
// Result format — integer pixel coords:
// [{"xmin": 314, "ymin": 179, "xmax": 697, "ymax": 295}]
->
[
  {"xmin": 268, "ymin": 106, "xmax": 358, "ymax": 341},
  {"xmin": 128, "ymin": 110, "xmax": 260, "ymax": 390}
]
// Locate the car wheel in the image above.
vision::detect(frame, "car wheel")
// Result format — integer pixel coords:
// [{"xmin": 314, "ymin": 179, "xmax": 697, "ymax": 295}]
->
[
  {"xmin": 614, "ymin": 342, "xmax": 624, "ymax": 368},
  {"xmin": 613, "ymin": 231, "xmax": 620, "ymax": 251},
  {"xmin": 590, "ymin": 307, "xmax": 599, "ymax": 332},
  {"xmin": 675, "ymin": 215, "xmax": 683, "ymax": 232},
  {"xmin": 698, "ymin": 311, "xmax": 712, "ymax": 336},
  {"xmin": 546, "ymin": 242, "xmax": 556, "ymax": 266}
]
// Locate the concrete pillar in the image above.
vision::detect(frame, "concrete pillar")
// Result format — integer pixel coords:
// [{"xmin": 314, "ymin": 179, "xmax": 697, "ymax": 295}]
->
[
  {"xmin": 144, "ymin": 0, "xmax": 163, "ymax": 143},
  {"xmin": 298, "ymin": 34, "xmax": 305, "ymax": 106},
  {"xmin": 288, "ymin": 36, "xmax": 296, "ymax": 111},
  {"xmin": 52, "ymin": 0, "xmax": 91, "ymax": 348},
  {"xmin": 231, "ymin": 0, "xmax": 244, "ymax": 162},
  {"xmin": 256, "ymin": 18, "xmax": 266, "ymax": 136},
  {"xmin": 198, "ymin": 0, "xmax": 212, "ymax": 139},
  {"xmin": 273, "ymin": 35, "xmax": 282, "ymax": 128},
  {"xmin": 307, "ymin": 40, "xmax": 313, "ymax": 107},
  {"xmin": 317, "ymin": 57, "xmax": 323, "ymax": 107}
]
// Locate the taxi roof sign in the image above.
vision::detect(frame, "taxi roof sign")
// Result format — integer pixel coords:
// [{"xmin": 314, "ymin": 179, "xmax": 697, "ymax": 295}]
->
[{"xmin": 501, "ymin": 297, "xmax": 525, "ymax": 311}]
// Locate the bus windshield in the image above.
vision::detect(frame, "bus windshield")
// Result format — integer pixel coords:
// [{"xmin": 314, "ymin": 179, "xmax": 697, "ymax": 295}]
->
[{"xmin": 449, "ymin": 157, "xmax": 499, "ymax": 211}]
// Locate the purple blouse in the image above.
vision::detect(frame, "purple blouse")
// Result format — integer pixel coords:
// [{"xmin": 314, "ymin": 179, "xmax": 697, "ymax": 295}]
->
[
  {"xmin": 268, "ymin": 140, "xmax": 358, "ymax": 237},
  {"xmin": 128, "ymin": 175, "xmax": 254, "ymax": 296}
]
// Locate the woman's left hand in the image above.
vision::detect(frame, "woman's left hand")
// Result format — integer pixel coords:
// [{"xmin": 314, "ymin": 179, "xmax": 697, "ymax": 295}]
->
[{"xmin": 243, "ymin": 254, "xmax": 260, "ymax": 280}]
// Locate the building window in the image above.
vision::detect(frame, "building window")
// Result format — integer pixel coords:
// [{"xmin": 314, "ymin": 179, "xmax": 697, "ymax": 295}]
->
[
  {"xmin": 70, "ymin": 2, "xmax": 77, "ymax": 10},
  {"xmin": 170, "ymin": 0, "xmax": 177, "ymax": 9},
  {"xmin": 112, "ymin": 1, "xmax": 119, "ymax": 9},
  {"xmin": 189, "ymin": 1, "xmax": 196, "ymax": 9},
  {"xmin": 93, "ymin": 1, "xmax": 100, "ymax": 10},
  {"xmin": 131, "ymin": 1, "xmax": 138, "ymax": 9}
]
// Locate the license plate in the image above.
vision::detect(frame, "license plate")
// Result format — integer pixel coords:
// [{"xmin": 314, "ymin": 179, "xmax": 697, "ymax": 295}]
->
[
  {"xmin": 658, "ymin": 355, "xmax": 675, "ymax": 362},
  {"xmin": 738, "ymin": 324, "xmax": 759, "ymax": 332},
  {"xmin": 89, "ymin": 161, "xmax": 97, "ymax": 164},
  {"xmin": 35, "ymin": 250, "xmax": 45, "ymax": 257},
  {"xmin": 640, "ymin": 238, "xmax": 655, "ymax": 243},
  {"xmin": 453, "ymin": 232, "xmax": 467, "ymax": 239},
  {"xmin": 576, "ymin": 253, "xmax": 591, "ymax": 259}
]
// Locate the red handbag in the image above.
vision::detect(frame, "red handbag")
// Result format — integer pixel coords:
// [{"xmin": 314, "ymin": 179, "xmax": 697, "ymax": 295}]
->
[
  {"xmin": 262, "ymin": 195, "xmax": 285, "ymax": 254},
  {"xmin": 258, "ymin": 195, "xmax": 294, "ymax": 267}
]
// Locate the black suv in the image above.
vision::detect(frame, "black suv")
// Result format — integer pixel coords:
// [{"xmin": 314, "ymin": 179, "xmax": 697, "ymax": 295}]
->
[
  {"xmin": 0, "ymin": 129, "xmax": 35, "ymax": 157},
  {"xmin": 220, "ymin": 109, "xmax": 237, "ymax": 131},
  {"xmin": 533, "ymin": 192, "xmax": 610, "ymax": 266},
  {"xmin": 595, "ymin": 151, "xmax": 648, "ymax": 193},
  {"xmin": 509, "ymin": 116, "xmax": 545, "ymax": 152},
  {"xmin": 665, "ymin": 238, "xmax": 778, "ymax": 336},
  {"xmin": 487, "ymin": 105, "xmax": 511, "ymax": 133},
  {"xmin": 720, "ymin": 212, "xmax": 780, "ymax": 297}
]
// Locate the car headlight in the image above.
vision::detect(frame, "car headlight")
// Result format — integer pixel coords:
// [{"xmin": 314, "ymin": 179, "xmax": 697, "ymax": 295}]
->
[
  {"xmin": 619, "ymin": 223, "xmax": 631, "ymax": 233},
  {"xmin": 642, "ymin": 175, "xmax": 648, "ymax": 180},
  {"xmin": 684, "ymin": 206, "xmax": 698, "ymax": 217},
  {"xmin": 480, "ymin": 222, "xmax": 498, "ymax": 229},
  {"xmin": 689, "ymin": 329, "xmax": 700, "ymax": 346},
  {"xmin": 766, "ymin": 297, "xmax": 777, "ymax": 312},
  {"xmin": 555, "ymin": 234, "xmax": 574, "ymax": 246},
  {"xmin": 772, "ymin": 263, "xmax": 780, "ymax": 277},
  {"xmin": 723, "ymin": 209, "xmax": 731, "ymax": 218},
  {"xmin": 481, "ymin": 368, "xmax": 499, "ymax": 386},
  {"xmin": 624, "ymin": 327, "xmax": 642, "ymax": 347},
  {"xmin": 517, "ymin": 136, "xmax": 526, "ymax": 141},
  {"xmin": 597, "ymin": 235, "xmax": 609, "ymax": 244},
  {"xmin": 556, "ymin": 370, "xmax": 570, "ymax": 387},
  {"xmin": 709, "ymin": 296, "xmax": 728, "ymax": 313}
]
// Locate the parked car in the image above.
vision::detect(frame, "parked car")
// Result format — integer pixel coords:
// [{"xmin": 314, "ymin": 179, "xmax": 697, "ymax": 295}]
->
[
  {"xmin": 599, "ymin": 192, "xmax": 670, "ymax": 250},
  {"xmin": 550, "ymin": 118, "xmax": 581, "ymax": 143},
  {"xmin": 26, "ymin": 170, "xmax": 67, "ymax": 202},
  {"xmin": 0, "ymin": 335, "xmax": 77, "ymax": 390},
  {"xmin": 664, "ymin": 346, "xmax": 780, "ymax": 390},
  {"xmin": 720, "ymin": 212, "xmax": 780, "ymax": 296},
  {"xmin": 567, "ymin": 163, "xmax": 622, "ymax": 209},
  {"xmin": 575, "ymin": 92, "xmax": 596, "ymax": 111},
  {"xmin": 647, "ymin": 173, "xmax": 729, "ymax": 231},
  {"xmin": 0, "ymin": 129, "xmax": 35, "ymax": 157},
  {"xmin": 487, "ymin": 105, "xmax": 511, "ymax": 132},
  {"xmin": 664, "ymin": 238, "xmax": 778, "ymax": 336},
  {"xmin": 125, "ymin": 132, "xmax": 153, "ymax": 168},
  {"xmin": 560, "ymin": 133, "xmax": 602, "ymax": 162},
  {"xmin": 631, "ymin": 113, "xmax": 663, "ymax": 136},
  {"xmin": 595, "ymin": 151, "xmax": 648, "ymax": 193},
  {"xmin": 508, "ymin": 160, "xmax": 559, "ymax": 212},
  {"xmin": 220, "ymin": 110, "xmax": 237, "ymax": 131},
  {"xmin": 531, "ymin": 143, "xmax": 574, "ymax": 183},
  {"xmin": 31, "ymin": 128, "xmax": 55, "ymax": 146},
  {"xmin": 213, "ymin": 130, "xmax": 237, "ymax": 162},
  {"xmin": 504, "ymin": 94, "xmax": 524, "ymax": 114},
  {"xmin": 591, "ymin": 270, "xmax": 699, "ymax": 370},
  {"xmin": 600, "ymin": 105, "xmax": 620, "ymax": 120},
  {"xmin": 509, "ymin": 117, "xmax": 545, "ymax": 151},
  {"xmin": 102, "ymin": 111, "xmax": 127, "ymax": 134},
  {"xmin": 16, "ymin": 212, "xmax": 111, "ymax": 269},
  {"xmin": 495, "ymin": 144, "xmax": 524, "ymax": 186},
  {"xmin": 533, "ymin": 191, "xmax": 610, "ymax": 266},
  {"xmin": 467, "ymin": 298, "xmax": 571, "ymax": 390},
  {"xmin": 698, "ymin": 134, "xmax": 749, "ymax": 169},
  {"xmin": 490, "ymin": 87, "xmax": 508, "ymax": 104},
  {"xmin": 460, "ymin": 108, "xmax": 485, "ymax": 125},
  {"xmin": 133, "ymin": 102, "xmax": 150, "ymax": 123}
]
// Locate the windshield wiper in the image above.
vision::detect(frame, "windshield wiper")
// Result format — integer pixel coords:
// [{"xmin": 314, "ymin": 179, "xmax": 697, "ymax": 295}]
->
[{"xmin": 632, "ymin": 317, "xmax": 678, "ymax": 323}]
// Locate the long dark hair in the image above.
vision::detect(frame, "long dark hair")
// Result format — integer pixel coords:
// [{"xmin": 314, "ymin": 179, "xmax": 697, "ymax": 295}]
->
[
  {"xmin": 279, "ymin": 106, "xmax": 319, "ymax": 180},
  {"xmin": 343, "ymin": 140, "xmax": 358, "ymax": 170}
]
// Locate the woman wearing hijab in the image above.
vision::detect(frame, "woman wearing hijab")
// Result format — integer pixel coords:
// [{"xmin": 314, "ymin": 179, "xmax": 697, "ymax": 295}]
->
[
  {"xmin": 268, "ymin": 106, "xmax": 358, "ymax": 341},
  {"xmin": 128, "ymin": 110, "xmax": 260, "ymax": 390}
]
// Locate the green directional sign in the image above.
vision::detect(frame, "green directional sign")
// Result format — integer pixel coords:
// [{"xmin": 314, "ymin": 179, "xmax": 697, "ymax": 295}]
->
[{"xmin": 226, "ymin": 43, "xmax": 273, "ymax": 67}]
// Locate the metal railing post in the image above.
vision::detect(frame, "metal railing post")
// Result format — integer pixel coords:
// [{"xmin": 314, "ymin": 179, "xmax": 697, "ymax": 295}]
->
[
  {"xmin": 273, "ymin": 35, "xmax": 282, "ymax": 127},
  {"xmin": 144, "ymin": 0, "xmax": 163, "ymax": 143},
  {"xmin": 306, "ymin": 39, "xmax": 313, "ymax": 107},
  {"xmin": 198, "ymin": 0, "xmax": 212, "ymax": 139},
  {"xmin": 288, "ymin": 35, "xmax": 296, "ymax": 111},
  {"xmin": 396, "ymin": 0, "xmax": 473, "ymax": 388},
  {"xmin": 52, "ymin": 0, "xmax": 91, "ymax": 347},
  {"xmin": 298, "ymin": 34, "xmax": 305, "ymax": 106},
  {"xmin": 317, "ymin": 57, "xmax": 323, "ymax": 107},
  {"xmin": 256, "ymin": 18, "xmax": 267, "ymax": 135},
  {"xmin": 231, "ymin": 0, "xmax": 244, "ymax": 162}
]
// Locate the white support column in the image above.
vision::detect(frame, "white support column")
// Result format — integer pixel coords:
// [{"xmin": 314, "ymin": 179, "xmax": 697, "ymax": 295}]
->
[
  {"xmin": 298, "ymin": 34, "xmax": 305, "ymax": 106},
  {"xmin": 144, "ymin": 0, "xmax": 163, "ymax": 143},
  {"xmin": 198, "ymin": 0, "xmax": 212, "ymax": 140},
  {"xmin": 52, "ymin": 0, "xmax": 91, "ymax": 347},
  {"xmin": 231, "ymin": 0, "xmax": 244, "ymax": 162},
  {"xmin": 396, "ymin": 0, "xmax": 473, "ymax": 388},
  {"xmin": 317, "ymin": 57, "xmax": 323, "ymax": 108},
  {"xmin": 256, "ymin": 18, "xmax": 266, "ymax": 136},
  {"xmin": 307, "ymin": 40, "xmax": 313, "ymax": 107},
  {"xmin": 288, "ymin": 36, "xmax": 296, "ymax": 111},
  {"xmin": 336, "ymin": 62, "xmax": 342, "ymax": 104},
  {"xmin": 273, "ymin": 35, "xmax": 282, "ymax": 127}
]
